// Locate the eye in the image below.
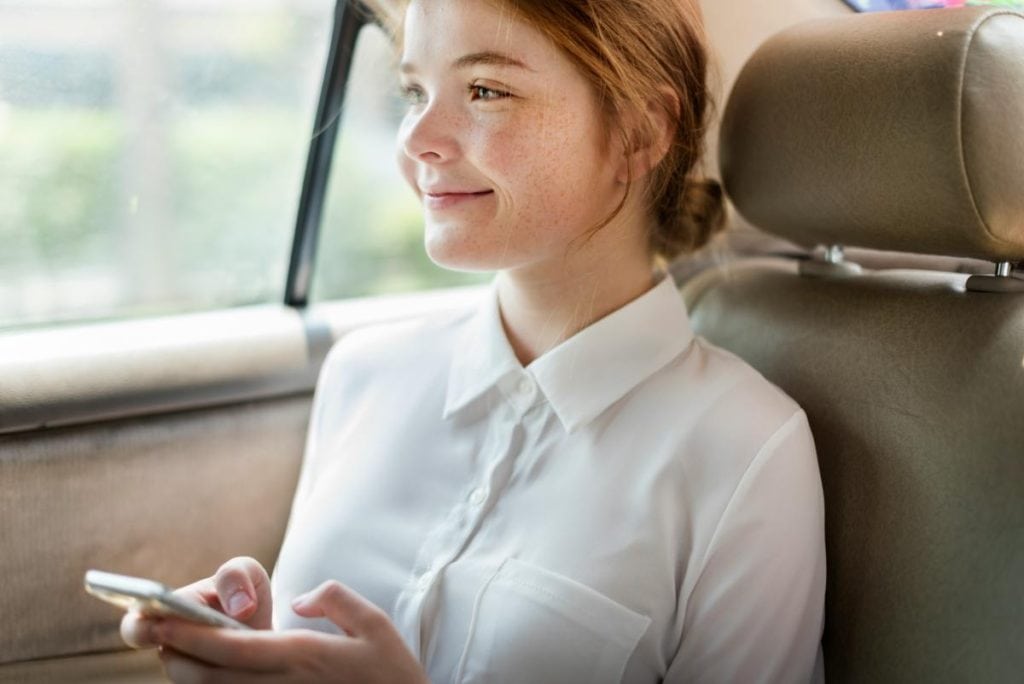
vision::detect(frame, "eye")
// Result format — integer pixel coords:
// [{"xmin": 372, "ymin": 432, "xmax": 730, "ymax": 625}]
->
[
  {"xmin": 469, "ymin": 84, "xmax": 512, "ymax": 102},
  {"xmin": 399, "ymin": 84, "xmax": 427, "ymax": 106}
]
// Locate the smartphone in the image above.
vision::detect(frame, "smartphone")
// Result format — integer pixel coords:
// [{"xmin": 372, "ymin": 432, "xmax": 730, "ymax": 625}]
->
[{"xmin": 84, "ymin": 569, "xmax": 250, "ymax": 630}]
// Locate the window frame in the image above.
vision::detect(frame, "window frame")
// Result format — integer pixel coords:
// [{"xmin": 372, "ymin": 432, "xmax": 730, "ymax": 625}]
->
[{"xmin": 286, "ymin": 0, "xmax": 369, "ymax": 308}]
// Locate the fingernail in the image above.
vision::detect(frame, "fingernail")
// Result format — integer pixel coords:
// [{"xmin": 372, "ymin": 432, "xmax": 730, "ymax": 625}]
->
[
  {"xmin": 227, "ymin": 590, "xmax": 253, "ymax": 615},
  {"xmin": 291, "ymin": 591, "xmax": 310, "ymax": 608}
]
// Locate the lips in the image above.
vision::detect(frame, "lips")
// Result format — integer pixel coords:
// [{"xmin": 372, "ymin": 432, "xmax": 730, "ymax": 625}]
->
[
  {"xmin": 423, "ymin": 188, "xmax": 493, "ymax": 197},
  {"xmin": 422, "ymin": 188, "xmax": 495, "ymax": 211}
]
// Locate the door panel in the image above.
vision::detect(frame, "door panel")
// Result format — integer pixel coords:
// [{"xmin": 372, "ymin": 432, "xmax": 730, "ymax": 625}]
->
[
  {"xmin": 0, "ymin": 287, "xmax": 482, "ymax": 672},
  {"xmin": 1, "ymin": 397, "xmax": 308, "ymax": 664}
]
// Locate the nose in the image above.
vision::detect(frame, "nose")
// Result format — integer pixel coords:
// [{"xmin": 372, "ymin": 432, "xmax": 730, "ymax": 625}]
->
[{"xmin": 400, "ymin": 100, "xmax": 460, "ymax": 164}]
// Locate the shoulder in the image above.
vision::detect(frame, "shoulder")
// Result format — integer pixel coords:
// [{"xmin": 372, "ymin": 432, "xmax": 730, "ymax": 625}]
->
[
  {"xmin": 659, "ymin": 333, "xmax": 804, "ymax": 447},
  {"xmin": 632, "ymin": 332, "xmax": 818, "ymax": 517},
  {"xmin": 317, "ymin": 304, "xmax": 475, "ymax": 394},
  {"xmin": 657, "ymin": 337, "xmax": 824, "ymax": 611}
]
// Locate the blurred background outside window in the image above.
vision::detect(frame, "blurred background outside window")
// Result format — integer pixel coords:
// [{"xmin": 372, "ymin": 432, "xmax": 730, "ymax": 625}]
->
[
  {"xmin": 312, "ymin": 22, "xmax": 489, "ymax": 301},
  {"xmin": 0, "ymin": 0, "xmax": 330, "ymax": 329},
  {"xmin": 0, "ymin": 0, "xmax": 485, "ymax": 332}
]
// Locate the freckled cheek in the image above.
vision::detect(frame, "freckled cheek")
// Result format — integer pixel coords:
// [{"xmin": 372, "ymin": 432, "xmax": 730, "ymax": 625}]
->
[
  {"xmin": 463, "ymin": 126, "xmax": 516, "ymax": 208},
  {"xmin": 475, "ymin": 125, "xmax": 580, "ymax": 213}
]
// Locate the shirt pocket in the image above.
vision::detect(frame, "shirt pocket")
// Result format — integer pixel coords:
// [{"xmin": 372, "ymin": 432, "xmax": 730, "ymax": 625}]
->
[{"xmin": 455, "ymin": 557, "xmax": 652, "ymax": 684}]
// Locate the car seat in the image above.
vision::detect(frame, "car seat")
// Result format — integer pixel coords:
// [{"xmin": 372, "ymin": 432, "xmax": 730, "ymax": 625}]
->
[{"xmin": 683, "ymin": 7, "xmax": 1024, "ymax": 683}]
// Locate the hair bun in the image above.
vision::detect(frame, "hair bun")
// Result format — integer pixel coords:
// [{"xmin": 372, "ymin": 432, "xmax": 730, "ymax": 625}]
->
[{"xmin": 653, "ymin": 177, "xmax": 727, "ymax": 262}]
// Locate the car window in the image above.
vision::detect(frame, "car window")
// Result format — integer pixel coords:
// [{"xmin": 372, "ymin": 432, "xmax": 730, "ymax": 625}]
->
[
  {"xmin": 0, "ymin": 0, "xmax": 333, "ymax": 331},
  {"xmin": 311, "ymin": 21, "xmax": 490, "ymax": 301},
  {"xmin": 845, "ymin": 1, "xmax": 1023, "ymax": 10}
]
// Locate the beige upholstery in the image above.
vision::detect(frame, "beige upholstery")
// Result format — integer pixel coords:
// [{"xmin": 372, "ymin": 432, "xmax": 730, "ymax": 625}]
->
[
  {"xmin": 682, "ymin": 261, "xmax": 1024, "ymax": 682},
  {"xmin": 0, "ymin": 650, "xmax": 163, "ymax": 684},
  {"xmin": 699, "ymin": 6, "xmax": 1024, "ymax": 682},
  {"xmin": 0, "ymin": 397, "xmax": 307, "ymax": 666},
  {"xmin": 719, "ymin": 8, "xmax": 1024, "ymax": 261},
  {"xmin": 699, "ymin": 0, "xmax": 852, "ymax": 190},
  {"xmin": 0, "ymin": 290, "xmax": 479, "ymax": 435}
]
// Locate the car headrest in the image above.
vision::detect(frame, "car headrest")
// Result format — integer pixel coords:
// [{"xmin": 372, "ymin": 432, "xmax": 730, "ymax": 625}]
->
[{"xmin": 719, "ymin": 8, "xmax": 1024, "ymax": 263}]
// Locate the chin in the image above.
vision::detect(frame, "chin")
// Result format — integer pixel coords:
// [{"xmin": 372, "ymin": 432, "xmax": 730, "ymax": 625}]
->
[
  {"xmin": 424, "ymin": 230, "xmax": 505, "ymax": 273},
  {"xmin": 424, "ymin": 244, "xmax": 497, "ymax": 273}
]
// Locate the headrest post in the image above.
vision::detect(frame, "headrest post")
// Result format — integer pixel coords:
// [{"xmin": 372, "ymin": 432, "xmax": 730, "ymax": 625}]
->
[
  {"xmin": 799, "ymin": 244, "xmax": 863, "ymax": 279},
  {"xmin": 966, "ymin": 262, "xmax": 1024, "ymax": 294},
  {"xmin": 825, "ymin": 245, "xmax": 846, "ymax": 265}
]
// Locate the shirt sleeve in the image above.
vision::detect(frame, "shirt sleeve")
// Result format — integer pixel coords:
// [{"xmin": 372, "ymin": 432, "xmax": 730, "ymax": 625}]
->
[
  {"xmin": 664, "ymin": 410, "xmax": 827, "ymax": 684},
  {"xmin": 282, "ymin": 338, "xmax": 351, "ymax": 523}
]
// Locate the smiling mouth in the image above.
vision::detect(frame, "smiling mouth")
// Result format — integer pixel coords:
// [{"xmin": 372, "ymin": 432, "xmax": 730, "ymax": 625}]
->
[{"xmin": 423, "ymin": 190, "xmax": 495, "ymax": 210}]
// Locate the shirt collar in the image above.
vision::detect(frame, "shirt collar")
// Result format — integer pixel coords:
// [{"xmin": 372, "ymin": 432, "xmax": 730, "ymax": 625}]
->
[
  {"xmin": 443, "ymin": 273, "xmax": 694, "ymax": 434},
  {"xmin": 443, "ymin": 277, "xmax": 523, "ymax": 421}
]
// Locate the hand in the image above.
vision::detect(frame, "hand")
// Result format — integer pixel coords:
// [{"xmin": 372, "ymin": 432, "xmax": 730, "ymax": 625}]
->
[
  {"xmin": 153, "ymin": 580, "xmax": 429, "ymax": 684},
  {"xmin": 120, "ymin": 556, "xmax": 273, "ymax": 648}
]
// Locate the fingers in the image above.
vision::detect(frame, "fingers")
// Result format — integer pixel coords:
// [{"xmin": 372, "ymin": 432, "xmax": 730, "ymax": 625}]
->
[
  {"xmin": 159, "ymin": 648, "xmax": 284, "ymax": 683},
  {"xmin": 120, "ymin": 610, "xmax": 164, "ymax": 649},
  {"xmin": 155, "ymin": 619, "xmax": 305, "ymax": 672},
  {"xmin": 291, "ymin": 580, "xmax": 386, "ymax": 638},
  {"xmin": 119, "ymin": 574, "xmax": 216, "ymax": 649},
  {"xmin": 172, "ymin": 575, "xmax": 222, "ymax": 612},
  {"xmin": 120, "ymin": 555, "xmax": 272, "ymax": 653},
  {"xmin": 213, "ymin": 557, "xmax": 273, "ymax": 630}
]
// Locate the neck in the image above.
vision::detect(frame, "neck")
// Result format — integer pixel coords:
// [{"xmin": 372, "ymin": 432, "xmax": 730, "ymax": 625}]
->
[{"xmin": 495, "ymin": 244, "xmax": 658, "ymax": 368}]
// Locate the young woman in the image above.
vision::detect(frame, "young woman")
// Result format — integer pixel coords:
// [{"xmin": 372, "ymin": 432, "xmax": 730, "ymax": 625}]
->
[{"xmin": 122, "ymin": 1, "xmax": 826, "ymax": 682}]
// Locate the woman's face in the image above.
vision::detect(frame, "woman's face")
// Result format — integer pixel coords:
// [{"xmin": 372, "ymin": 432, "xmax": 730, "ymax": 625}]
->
[{"xmin": 397, "ymin": 0, "xmax": 627, "ymax": 274}]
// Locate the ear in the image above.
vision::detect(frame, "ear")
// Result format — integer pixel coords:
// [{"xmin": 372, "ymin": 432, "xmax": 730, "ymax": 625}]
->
[{"xmin": 615, "ymin": 86, "xmax": 679, "ymax": 184}]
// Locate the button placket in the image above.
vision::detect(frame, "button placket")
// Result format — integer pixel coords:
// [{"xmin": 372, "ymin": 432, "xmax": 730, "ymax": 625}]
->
[
  {"xmin": 403, "ymin": 453, "xmax": 504, "ymax": 600},
  {"xmin": 468, "ymin": 486, "xmax": 488, "ymax": 507},
  {"xmin": 505, "ymin": 372, "xmax": 537, "ymax": 416},
  {"xmin": 396, "ymin": 407, "xmax": 526, "ymax": 665}
]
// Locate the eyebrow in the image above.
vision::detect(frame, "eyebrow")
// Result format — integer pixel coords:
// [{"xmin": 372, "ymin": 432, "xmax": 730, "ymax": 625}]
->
[{"xmin": 400, "ymin": 51, "xmax": 535, "ymax": 74}]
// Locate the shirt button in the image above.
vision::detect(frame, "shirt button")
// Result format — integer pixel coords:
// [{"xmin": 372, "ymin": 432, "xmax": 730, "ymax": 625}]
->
[
  {"xmin": 468, "ymin": 487, "xmax": 488, "ymax": 506},
  {"xmin": 517, "ymin": 377, "xmax": 533, "ymax": 396}
]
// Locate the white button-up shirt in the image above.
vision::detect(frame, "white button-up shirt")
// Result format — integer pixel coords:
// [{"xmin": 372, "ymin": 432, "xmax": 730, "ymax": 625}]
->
[{"xmin": 271, "ymin": 274, "xmax": 826, "ymax": 684}]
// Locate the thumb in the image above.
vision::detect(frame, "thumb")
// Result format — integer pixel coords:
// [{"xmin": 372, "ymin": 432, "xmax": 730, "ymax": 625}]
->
[
  {"xmin": 291, "ymin": 580, "xmax": 383, "ymax": 637},
  {"xmin": 212, "ymin": 557, "xmax": 273, "ymax": 630}
]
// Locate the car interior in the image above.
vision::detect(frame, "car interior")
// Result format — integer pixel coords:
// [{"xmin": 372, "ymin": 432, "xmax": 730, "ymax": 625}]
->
[{"xmin": 1, "ymin": 0, "xmax": 1021, "ymax": 682}]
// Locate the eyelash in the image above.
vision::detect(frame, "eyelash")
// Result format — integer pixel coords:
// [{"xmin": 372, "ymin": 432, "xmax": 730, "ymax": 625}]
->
[
  {"xmin": 399, "ymin": 85, "xmax": 425, "ymax": 106},
  {"xmin": 469, "ymin": 84, "xmax": 511, "ymax": 101},
  {"xmin": 399, "ymin": 83, "xmax": 512, "ymax": 106}
]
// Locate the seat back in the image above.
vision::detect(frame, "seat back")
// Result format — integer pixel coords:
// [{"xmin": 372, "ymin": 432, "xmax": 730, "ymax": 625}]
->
[{"xmin": 686, "ymin": 8, "xmax": 1024, "ymax": 682}]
